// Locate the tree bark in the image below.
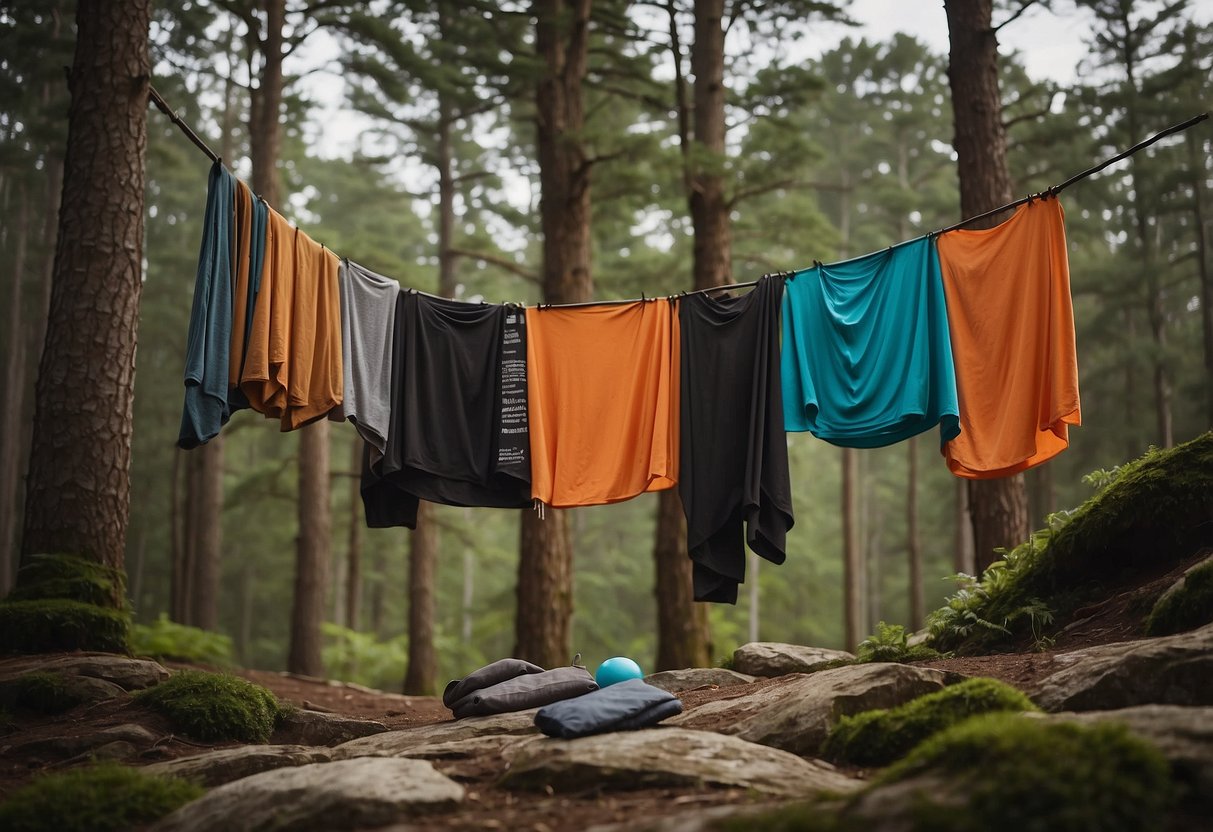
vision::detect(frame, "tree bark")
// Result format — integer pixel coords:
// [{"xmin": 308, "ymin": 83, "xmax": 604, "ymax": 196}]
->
[
  {"xmin": 20, "ymin": 0, "xmax": 151, "ymax": 599},
  {"xmin": 345, "ymin": 437, "xmax": 363, "ymax": 630},
  {"xmin": 288, "ymin": 420, "xmax": 330, "ymax": 676},
  {"xmin": 1190, "ymin": 131, "xmax": 1213, "ymax": 427},
  {"xmin": 944, "ymin": 0, "xmax": 1030, "ymax": 573},
  {"xmin": 190, "ymin": 439, "xmax": 223, "ymax": 629},
  {"xmin": 514, "ymin": 0, "xmax": 593, "ymax": 669},
  {"xmin": 651, "ymin": 0, "xmax": 717, "ymax": 671},
  {"xmin": 249, "ymin": 0, "xmax": 284, "ymax": 205},
  {"xmin": 842, "ymin": 447, "xmax": 863, "ymax": 649},
  {"xmin": 953, "ymin": 479, "xmax": 975, "ymax": 575},
  {"xmin": 907, "ymin": 436, "xmax": 924, "ymax": 629},
  {"xmin": 0, "ymin": 183, "xmax": 29, "ymax": 594},
  {"xmin": 403, "ymin": 500, "xmax": 438, "ymax": 695},
  {"xmin": 654, "ymin": 491, "xmax": 711, "ymax": 668}
]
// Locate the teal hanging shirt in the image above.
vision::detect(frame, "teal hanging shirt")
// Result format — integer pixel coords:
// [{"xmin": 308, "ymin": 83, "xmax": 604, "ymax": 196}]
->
[
  {"xmin": 178, "ymin": 160, "xmax": 235, "ymax": 448},
  {"xmin": 780, "ymin": 237, "xmax": 960, "ymax": 448}
]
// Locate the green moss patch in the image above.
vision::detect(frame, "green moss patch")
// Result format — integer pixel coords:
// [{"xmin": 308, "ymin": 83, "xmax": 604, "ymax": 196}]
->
[
  {"xmin": 0, "ymin": 599, "xmax": 130, "ymax": 654},
  {"xmin": 1144, "ymin": 555, "xmax": 1213, "ymax": 636},
  {"xmin": 879, "ymin": 713, "xmax": 1173, "ymax": 832},
  {"xmin": 0, "ymin": 671, "xmax": 88, "ymax": 715},
  {"xmin": 10, "ymin": 553, "xmax": 126, "ymax": 607},
  {"xmin": 134, "ymin": 669, "xmax": 284, "ymax": 743},
  {"xmin": 930, "ymin": 433, "xmax": 1213, "ymax": 654},
  {"xmin": 0, "ymin": 762, "xmax": 202, "ymax": 832},
  {"xmin": 856, "ymin": 622, "xmax": 941, "ymax": 664},
  {"xmin": 822, "ymin": 678, "xmax": 1035, "ymax": 767}
]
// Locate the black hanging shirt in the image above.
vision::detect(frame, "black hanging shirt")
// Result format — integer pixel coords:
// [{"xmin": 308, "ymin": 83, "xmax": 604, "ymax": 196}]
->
[
  {"xmin": 678, "ymin": 276, "xmax": 794, "ymax": 603},
  {"xmin": 361, "ymin": 292, "xmax": 531, "ymax": 527}
]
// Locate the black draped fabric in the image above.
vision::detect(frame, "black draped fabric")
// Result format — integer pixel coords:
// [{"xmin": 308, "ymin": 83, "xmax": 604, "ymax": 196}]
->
[
  {"xmin": 678, "ymin": 276, "xmax": 794, "ymax": 603},
  {"xmin": 361, "ymin": 292, "xmax": 531, "ymax": 528}
]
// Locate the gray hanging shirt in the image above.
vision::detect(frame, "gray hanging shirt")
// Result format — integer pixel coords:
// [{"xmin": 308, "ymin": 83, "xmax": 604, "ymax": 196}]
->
[{"xmin": 330, "ymin": 259, "xmax": 399, "ymax": 458}]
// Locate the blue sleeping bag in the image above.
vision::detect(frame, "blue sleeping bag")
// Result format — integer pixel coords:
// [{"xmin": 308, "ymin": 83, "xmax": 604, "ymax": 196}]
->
[{"xmin": 534, "ymin": 678, "xmax": 683, "ymax": 738}]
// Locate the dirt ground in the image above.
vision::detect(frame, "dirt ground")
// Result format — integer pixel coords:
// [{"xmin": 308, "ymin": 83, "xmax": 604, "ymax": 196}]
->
[{"xmin": 0, "ymin": 555, "xmax": 1195, "ymax": 830}]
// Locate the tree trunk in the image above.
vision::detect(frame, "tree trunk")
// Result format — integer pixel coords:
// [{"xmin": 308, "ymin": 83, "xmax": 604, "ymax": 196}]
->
[
  {"xmin": 288, "ymin": 420, "xmax": 330, "ymax": 676},
  {"xmin": 403, "ymin": 500, "xmax": 438, "ymax": 694},
  {"xmin": 237, "ymin": 561, "xmax": 254, "ymax": 665},
  {"xmin": 20, "ymin": 0, "xmax": 151, "ymax": 599},
  {"xmin": 169, "ymin": 449, "xmax": 189, "ymax": 621},
  {"xmin": 842, "ymin": 447, "xmax": 864, "ymax": 649},
  {"xmin": 462, "ymin": 544, "xmax": 474, "ymax": 645},
  {"xmin": 369, "ymin": 541, "xmax": 387, "ymax": 638},
  {"xmin": 249, "ymin": 0, "xmax": 284, "ymax": 206},
  {"xmin": 907, "ymin": 436, "xmax": 924, "ymax": 629},
  {"xmin": 514, "ymin": 0, "xmax": 593, "ymax": 669},
  {"xmin": 943, "ymin": 0, "xmax": 1029, "ymax": 573},
  {"xmin": 954, "ymin": 479, "xmax": 975, "ymax": 575},
  {"xmin": 652, "ymin": 0, "xmax": 718, "ymax": 671},
  {"xmin": 0, "ymin": 184, "xmax": 29, "ymax": 594},
  {"xmin": 345, "ymin": 437, "xmax": 363, "ymax": 630},
  {"xmin": 1190, "ymin": 132, "xmax": 1213, "ymax": 427},
  {"xmin": 190, "ymin": 439, "xmax": 223, "ymax": 629},
  {"xmin": 654, "ymin": 491, "xmax": 711, "ymax": 668},
  {"xmin": 189, "ymin": 19, "xmax": 239, "ymax": 632}
]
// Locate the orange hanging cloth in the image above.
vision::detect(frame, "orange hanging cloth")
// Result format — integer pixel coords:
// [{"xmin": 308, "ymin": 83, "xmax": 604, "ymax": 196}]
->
[
  {"xmin": 240, "ymin": 207, "xmax": 294, "ymax": 418},
  {"xmin": 526, "ymin": 300, "xmax": 680, "ymax": 508},
  {"xmin": 283, "ymin": 229, "xmax": 342, "ymax": 430},
  {"xmin": 936, "ymin": 196, "xmax": 1081, "ymax": 479}
]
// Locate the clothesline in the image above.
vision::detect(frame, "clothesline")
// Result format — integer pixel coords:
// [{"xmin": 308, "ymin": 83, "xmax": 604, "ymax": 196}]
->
[{"xmin": 147, "ymin": 84, "xmax": 1207, "ymax": 306}]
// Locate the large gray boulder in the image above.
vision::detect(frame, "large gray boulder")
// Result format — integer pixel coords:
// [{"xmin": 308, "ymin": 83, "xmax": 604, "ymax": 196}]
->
[
  {"xmin": 672, "ymin": 663, "xmax": 957, "ymax": 755},
  {"xmin": 644, "ymin": 667, "xmax": 756, "ymax": 692},
  {"xmin": 500, "ymin": 727, "xmax": 859, "ymax": 798},
  {"xmin": 271, "ymin": 708, "xmax": 388, "ymax": 746},
  {"xmin": 329, "ymin": 709, "xmax": 538, "ymax": 760},
  {"xmin": 1031, "ymin": 623, "xmax": 1213, "ymax": 712},
  {"xmin": 731, "ymin": 642, "xmax": 855, "ymax": 677},
  {"xmin": 0, "ymin": 653, "xmax": 169, "ymax": 691},
  {"xmin": 1042, "ymin": 706, "xmax": 1213, "ymax": 805},
  {"xmin": 143, "ymin": 744, "xmax": 333, "ymax": 787},
  {"xmin": 151, "ymin": 757, "xmax": 464, "ymax": 832}
]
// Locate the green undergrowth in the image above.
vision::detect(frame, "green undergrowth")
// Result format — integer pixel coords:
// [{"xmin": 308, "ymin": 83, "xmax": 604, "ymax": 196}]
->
[
  {"xmin": 856, "ymin": 622, "xmax": 941, "ymax": 664},
  {"xmin": 0, "ymin": 671, "xmax": 88, "ymax": 715},
  {"xmin": 1144, "ymin": 555, "xmax": 1213, "ymax": 636},
  {"xmin": 0, "ymin": 554, "xmax": 131, "ymax": 654},
  {"xmin": 822, "ymin": 677, "xmax": 1036, "ymax": 767},
  {"xmin": 133, "ymin": 669, "xmax": 285, "ymax": 743},
  {"xmin": 132, "ymin": 613, "xmax": 234, "ymax": 666},
  {"xmin": 0, "ymin": 762, "xmax": 202, "ymax": 832},
  {"xmin": 929, "ymin": 432, "xmax": 1213, "ymax": 655},
  {"xmin": 877, "ymin": 713, "xmax": 1173, "ymax": 832}
]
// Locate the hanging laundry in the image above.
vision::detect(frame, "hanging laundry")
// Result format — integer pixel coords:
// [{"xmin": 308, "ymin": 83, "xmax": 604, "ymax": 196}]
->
[
  {"xmin": 227, "ymin": 184, "xmax": 267, "ymax": 415},
  {"xmin": 238, "ymin": 210, "xmax": 342, "ymax": 431},
  {"xmin": 178, "ymin": 160, "xmax": 236, "ymax": 450},
  {"xmin": 936, "ymin": 197, "xmax": 1080, "ymax": 478},
  {"xmin": 328, "ymin": 260, "xmax": 399, "ymax": 458},
  {"xmin": 678, "ymin": 277, "xmax": 794, "ymax": 604},
  {"xmin": 781, "ymin": 238, "xmax": 960, "ymax": 448},
  {"xmin": 283, "ymin": 231, "xmax": 342, "ymax": 430},
  {"xmin": 240, "ymin": 207, "xmax": 294, "ymax": 419},
  {"xmin": 362, "ymin": 293, "xmax": 532, "ymax": 529},
  {"xmin": 526, "ymin": 300, "xmax": 679, "ymax": 508}
]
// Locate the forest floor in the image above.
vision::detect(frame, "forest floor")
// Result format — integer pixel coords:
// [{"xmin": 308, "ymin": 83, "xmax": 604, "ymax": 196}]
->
[{"xmin": 0, "ymin": 553, "xmax": 1199, "ymax": 830}]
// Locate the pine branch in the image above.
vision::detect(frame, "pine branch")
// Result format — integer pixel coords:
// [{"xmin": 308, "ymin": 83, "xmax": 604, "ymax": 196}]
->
[{"xmin": 447, "ymin": 248, "xmax": 539, "ymax": 283}]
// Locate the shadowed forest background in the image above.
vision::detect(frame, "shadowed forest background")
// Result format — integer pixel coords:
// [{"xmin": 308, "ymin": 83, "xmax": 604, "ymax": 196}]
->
[{"xmin": 1, "ymin": 0, "xmax": 1210, "ymax": 694}]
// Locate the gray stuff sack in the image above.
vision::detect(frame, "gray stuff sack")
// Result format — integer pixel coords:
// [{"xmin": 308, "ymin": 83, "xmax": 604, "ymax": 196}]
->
[
  {"xmin": 445, "ymin": 662, "xmax": 598, "ymax": 719},
  {"xmin": 442, "ymin": 658, "xmax": 544, "ymax": 710},
  {"xmin": 534, "ymin": 678, "xmax": 683, "ymax": 738}
]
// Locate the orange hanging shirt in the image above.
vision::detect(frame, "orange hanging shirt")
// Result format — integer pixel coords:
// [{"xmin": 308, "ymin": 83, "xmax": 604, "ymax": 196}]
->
[
  {"xmin": 283, "ymin": 230, "xmax": 342, "ymax": 431},
  {"xmin": 526, "ymin": 300, "xmax": 680, "ymax": 507},
  {"xmin": 936, "ymin": 197, "xmax": 1081, "ymax": 479},
  {"xmin": 240, "ymin": 207, "xmax": 294, "ymax": 418}
]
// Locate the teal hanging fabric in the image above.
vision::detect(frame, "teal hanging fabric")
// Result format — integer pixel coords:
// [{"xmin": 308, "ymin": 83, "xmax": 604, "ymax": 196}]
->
[
  {"xmin": 780, "ymin": 237, "xmax": 960, "ymax": 448},
  {"xmin": 178, "ymin": 160, "xmax": 236, "ymax": 449}
]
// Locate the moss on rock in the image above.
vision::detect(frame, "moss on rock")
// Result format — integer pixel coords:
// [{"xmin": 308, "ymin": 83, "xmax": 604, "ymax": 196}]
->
[
  {"xmin": 134, "ymin": 669, "xmax": 284, "ymax": 743},
  {"xmin": 0, "ymin": 599, "xmax": 130, "ymax": 654},
  {"xmin": 876, "ymin": 713, "xmax": 1173, "ymax": 832},
  {"xmin": 0, "ymin": 671, "xmax": 89, "ymax": 715},
  {"xmin": 1144, "ymin": 555, "xmax": 1213, "ymax": 637},
  {"xmin": 822, "ymin": 677, "xmax": 1036, "ymax": 767},
  {"xmin": 0, "ymin": 762, "xmax": 203, "ymax": 832},
  {"xmin": 932, "ymin": 433, "xmax": 1213, "ymax": 654}
]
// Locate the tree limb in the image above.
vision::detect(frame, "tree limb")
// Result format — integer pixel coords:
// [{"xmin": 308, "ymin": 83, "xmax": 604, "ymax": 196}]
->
[{"xmin": 447, "ymin": 248, "xmax": 539, "ymax": 283}]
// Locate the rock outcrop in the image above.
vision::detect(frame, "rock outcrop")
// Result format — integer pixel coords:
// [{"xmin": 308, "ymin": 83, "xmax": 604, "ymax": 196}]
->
[{"xmin": 730, "ymin": 642, "xmax": 855, "ymax": 677}]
